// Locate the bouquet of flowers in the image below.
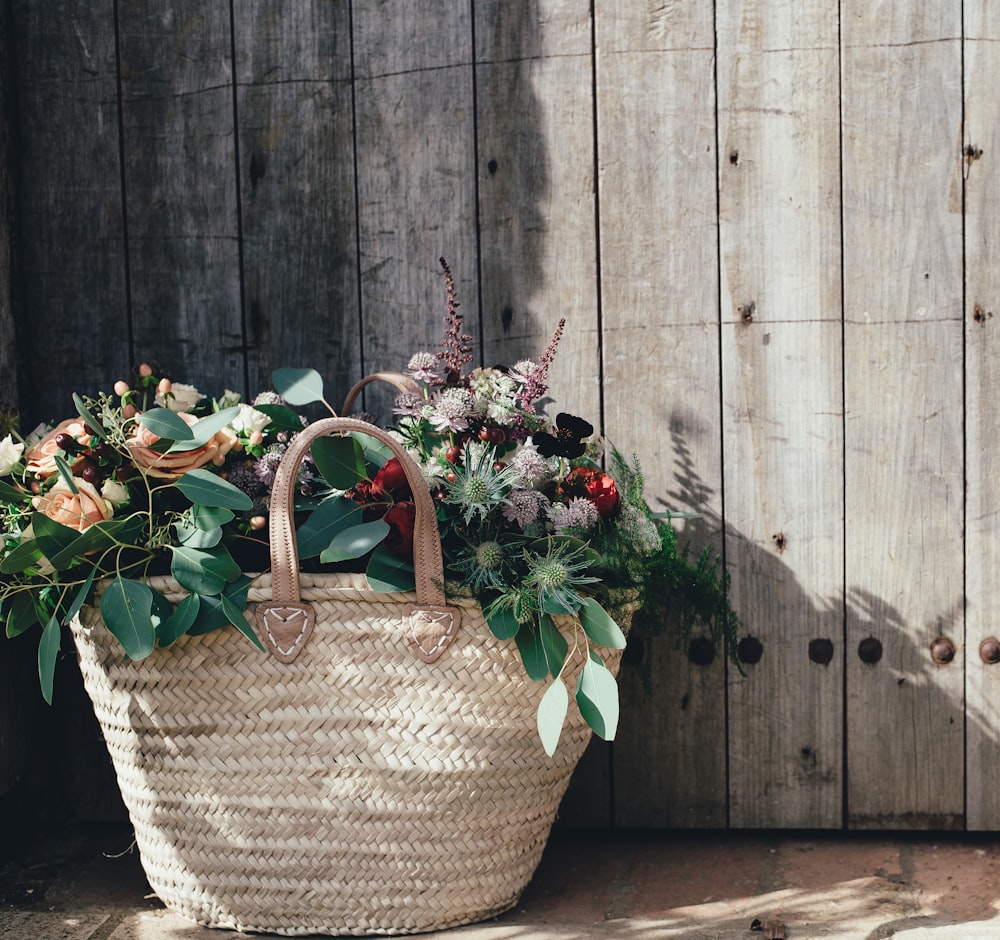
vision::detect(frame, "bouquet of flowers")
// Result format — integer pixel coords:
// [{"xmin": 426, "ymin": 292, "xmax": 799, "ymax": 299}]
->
[{"xmin": 0, "ymin": 260, "xmax": 736, "ymax": 753}]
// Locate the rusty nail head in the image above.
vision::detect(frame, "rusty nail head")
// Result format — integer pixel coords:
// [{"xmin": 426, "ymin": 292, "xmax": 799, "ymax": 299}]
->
[
  {"xmin": 930, "ymin": 637, "xmax": 956, "ymax": 665},
  {"xmin": 858, "ymin": 636, "xmax": 882, "ymax": 664},
  {"xmin": 687, "ymin": 636, "xmax": 715, "ymax": 666},
  {"xmin": 737, "ymin": 635, "xmax": 764, "ymax": 665},
  {"xmin": 980, "ymin": 637, "xmax": 1000, "ymax": 665},
  {"xmin": 808, "ymin": 638, "xmax": 834, "ymax": 665}
]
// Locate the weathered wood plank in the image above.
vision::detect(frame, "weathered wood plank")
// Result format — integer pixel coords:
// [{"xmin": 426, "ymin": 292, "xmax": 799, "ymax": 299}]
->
[
  {"xmin": 0, "ymin": 0, "xmax": 17, "ymax": 420},
  {"xmin": 475, "ymin": 0, "xmax": 600, "ymax": 424},
  {"xmin": 963, "ymin": 0, "xmax": 1000, "ymax": 832},
  {"xmin": 234, "ymin": 2, "xmax": 360, "ymax": 403},
  {"xmin": 474, "ymin": 0, "xmax": 604, "ymax": 824},
  {"xmin": 9, "ymin": 2, "xmax": 129, "ymax": 426},
  {"xmin": 719, "ymin": 0, "xmax": 844, "ymax": 829},
  {"xmin": 117, "ymin": 4, "xmax": 245, "ymax": 393},
  {"xmin": 351, "ymin": 1, "xmax": 478, "ymax": 420},
  {"xmin": 842, "ymin": 6, "xmax": 965, "ymax": 829},
  {"xmin": 592, "ymin": 2, "xmax": 727, "ymax": 828}
]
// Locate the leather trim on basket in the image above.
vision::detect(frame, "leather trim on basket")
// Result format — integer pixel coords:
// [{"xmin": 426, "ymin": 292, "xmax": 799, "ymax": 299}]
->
[
  {"xmin": 255, "ymin": 602, "xmax": 316, "ymax": 663},
  {"xmin": 405, "ymin": 605, "xmax": 462, "ymax": 663}
]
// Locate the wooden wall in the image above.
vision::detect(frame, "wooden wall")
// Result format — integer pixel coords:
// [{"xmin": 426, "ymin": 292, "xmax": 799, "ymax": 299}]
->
[{"xmin": 2, "ymin": 1, "xmax": 999, "ymax": 830}]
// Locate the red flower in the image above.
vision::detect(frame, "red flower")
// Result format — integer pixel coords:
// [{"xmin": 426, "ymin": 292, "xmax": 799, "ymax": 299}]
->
[
  {"xmin": 383, "ymin": 500, "xmax": 416, "ymax": 557},
  {"xmin": 563, "ymin": 466, "xmax": 620, "ymax": 517},
  {"xmin": 372, "ymin": 457, "xmax": 410, "ymax": 498}
]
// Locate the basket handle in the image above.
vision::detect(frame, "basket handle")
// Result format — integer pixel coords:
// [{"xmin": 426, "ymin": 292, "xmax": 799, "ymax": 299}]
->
[
  {"xmin": 340, "ymin": 371, "xmax": 422, "ymax": 416},
  {"xmin": 254, "ymin": 416, "xmax": 461, "ymax": 665}
]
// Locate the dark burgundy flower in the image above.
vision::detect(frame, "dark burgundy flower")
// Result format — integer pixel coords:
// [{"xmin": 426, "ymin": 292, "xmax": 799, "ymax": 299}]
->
[
  {"xmin": 372, "ymin": 457, "xmax": 410, "ymax": 498},
  {"xmin": 533, "ymin": 413, "xmax": 594, "ymax": 459},
  {"xmin": 383, "ymin": 500, "xmax": 416, "ymax": 557}
]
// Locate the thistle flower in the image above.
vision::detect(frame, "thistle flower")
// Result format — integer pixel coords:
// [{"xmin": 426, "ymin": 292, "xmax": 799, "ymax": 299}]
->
[
  {"xmin": 452, "ymin": 532, "xmax": 525, "ymax": 592},
  {"xmin": 523, "ymin": 537, "xmax": 600, "ymax": 615},
  {"xmin": 442, "ymin": 446, "xmax": 518, "ymax": 524}
]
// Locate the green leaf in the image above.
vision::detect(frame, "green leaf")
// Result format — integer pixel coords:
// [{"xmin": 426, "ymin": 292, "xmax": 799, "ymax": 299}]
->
[
  {"xmin": 320, "ymin": 519, "xmax": 389, "ymax": 563},
  {"xmin": 38, "ymin": 615, "xmax": 61, "ymax": 705},
  {"xmin": 47, "ymin": 518, "xmax": 133, "ymax": 570},
  {"xmin": 190, "ymin": 504, "xmax": 235, "ymax": 531},
  {"xmin": 64, "ymin": 568, "xmax": 98, "ymax": 623},
  {"xmin": 539, "ymin": 614, "xmax": 568, "ymax": 677},
  {"xmin": 0, "ymin": 538, "xmax": 42, "ymax": 574},
  {"xmin": 365, "ymin": 544, "xmax": 415, "ymax": 593},
  {"xmin": 173, "ymin": 520, "xmax": 223, "ymax": 548},
  {"xmin": 484, "ymin": 604, "xmax": 520, "ymax": 640},
  {"xmin": 0, "ymin": 479, "xmax": 27, "ymax": 501},
  {"xmin": 98, "ymin": 577, "xmax": 156, "ymax": 660},
  {"xmin": 173, "ymin": 469, "xmax": 253, "ymax": 510},
  {"xmin": 541, "ymin": 592, "xmax": 580, "ymax": 616},
  {"xmin": 578, "ymin": 596, "xmax": 627, "ymax": 649},
  {"xmin": 575, "ymin": 653, "xmax": 620, "ymax": 741},
  {"xmin": 272, "ymin": 367, "xmax": 325, "ymax": 406},
  {"xmin": 311, "ymin": 436, "xmax": 367, "ymax": 489},
  {"xmin": 353, "ymin": 431, "xmax": 392, "ymax": 469},
  {"xmin": 514, "ymin": 623, "xmax": 548, "ymax": 682},
  {"xmin": 167, "ymin": 406, "xmax": 240, "ymax": 453},
  {"xmin": 170, "ymin": 544, "xmax": 241, "ymax": 595},
  {"xmin": 137, "ymin": 408, "xmax": 195, "ymax": 441},
  {"xmin": 253, "ymin": 403, "xmax": 305, "ymax": 432},
  {"xmin": 537, "ymin": 678, "xmax": 569, "ymax": 757},
  {"xmin": 31, "ymin": 512, "xmax": 80, "ymax": 564},
  {"xmin": 5, "ymin": 591, "xmax": 41, "ymax": 638},
  {"xmin": 53, "ymin": 454, "xmax": 79, "ymax": 493},
  {"xmin": 296, "ymin": 496, "xmax": 361, "ymax": 559},
  {"xmin": 73, "ymin": 393, "xmax": 105, "ymax": 441},
  {"xmin": 157, "ymin": 593, "xmax": 200, "ymax": 646},
  {"xmin": 148, "ymin": 588, "xmax": 173, "ymax": 635},
  {"xmin": 220, "ymin": 593, "xmax": 265, "ymax": 651},
  {"xmin": 187, "ymin": 575, "xmax": 253, "ymax": 635}
]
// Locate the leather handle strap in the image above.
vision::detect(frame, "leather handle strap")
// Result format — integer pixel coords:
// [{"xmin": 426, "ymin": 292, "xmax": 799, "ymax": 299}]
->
[
  {"xmin": 256, "ymin": 416, "xmax": 460, "ymax": 664},
  {"xmin": 340, "ymin": 372, "xmax": 422, "ymax": 416}
]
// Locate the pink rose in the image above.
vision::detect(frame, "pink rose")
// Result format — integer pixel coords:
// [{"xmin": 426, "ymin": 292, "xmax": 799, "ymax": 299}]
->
[
  {"xmin": 127, "ymin": 412, "xmax": 237, "ymax": 480},
  {"xmin": 24, "ymin": 419, "xmax": 92, "ymax": 479},
  {"xmin": 32, "ymin": 478, "xmax": 114, "ymax": 532}
]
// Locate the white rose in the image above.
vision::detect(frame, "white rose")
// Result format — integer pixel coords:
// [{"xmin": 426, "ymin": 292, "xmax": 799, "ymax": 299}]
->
[
  {"xmin": 155, "ymin": 382, "xmax": 204, "ymax": 412},
  {"xmin": 0, "ymin": 435, "xmax": 24, "ymax": 476},
  {"xmin": 100, "ymin": 479, "xmax": 130, "ymax": 506},
  {"xmin": 218, "ymin": 388, "xmax": 243, "ymax": 409},
  {"xmin": 231, "ymin": 403, "xmax": 272, "ymax": 436}
]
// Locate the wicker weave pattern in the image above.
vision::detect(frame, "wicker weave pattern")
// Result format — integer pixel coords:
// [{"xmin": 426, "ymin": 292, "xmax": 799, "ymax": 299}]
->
[{"xmin": 71, "ymin": 572, "xmax": 621, "ymax": 935}]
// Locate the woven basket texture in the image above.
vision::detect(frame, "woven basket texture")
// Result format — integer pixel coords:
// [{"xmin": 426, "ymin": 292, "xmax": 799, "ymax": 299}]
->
[{"xmin": 71, "ymin": 571, "xmax": 622, "ymax": 936}]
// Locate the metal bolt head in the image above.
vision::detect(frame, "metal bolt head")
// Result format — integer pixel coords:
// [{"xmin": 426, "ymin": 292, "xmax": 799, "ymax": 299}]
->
[
  {"xmin": 808, "ymin": 638, "xmax": 834, "ymax": 665},
  {"xmin": 858, "ymin": 636, "xmax": 882, "ymax": 664},
  {"xmin": 930, "ymin": 637, "xmax": 956, "ymax": 665},
  {"xmin": 737, "ymin": 636, "xmax": 764, "ymax": 665},
  {"xmin": 980, "ymin": 637, "xmax": 1000, "ymax": 665}
]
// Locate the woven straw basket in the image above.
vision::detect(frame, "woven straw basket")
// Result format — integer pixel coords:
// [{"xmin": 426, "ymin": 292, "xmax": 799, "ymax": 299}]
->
[{"xmin": 70, "ymin": 416, "xmax": 622, "ymax": 936}]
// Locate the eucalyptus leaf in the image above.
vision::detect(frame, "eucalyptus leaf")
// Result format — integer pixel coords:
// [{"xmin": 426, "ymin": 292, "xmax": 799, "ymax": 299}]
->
[
  {"xmin": 137, "ymin": 408, "xmax": 195, "ymax": 441},
  {"xmin": 539, "ymin": 614, "xmax": 568, "ymax": 677},
  {"xmin": 173, "ymin": 469, "xmax": 253, "ymax": 510},
  {"xmin": 63, "ymin": 567, "xmax": 97, "ymax": 623},
  {"xmin": 38, "ymin": 615, "xmax": 61, "ymax": 705},
  {"xmin": 514, "ymin": 623, "xmax": 548, "ymax": 682},
  {"xmin": 320, "ymin": 519, "xmax": 389, "ymax": 563},
  {"xmin": 272, "ymin": 367, "xmax": 325, "ymax": 406},
  {"xmin": 47, "ymin": 518, "xmax": 132, "ymax": 570},
  {"xmin": 0, "ymin": 479, "xmax": 27, "ymax": 501},
  {"xmin": 575, "ymin": 653, "xmax": 620, "ymax": 740},
  {"xmin": 173, "ymin": 520, "xmax": 223, "ymax": 548},
  {"xmin": 253, "ymin": 403, "xmax": 306, "ymax": 432},
  {"xmin": 541, "ymin": 593, "xmax": 580, "ymax": 616},
  {"xmin": 484, "ymin": 604, "xmax": 520, "ymax": 641},
  {"xmin": 73, "ymin": 393, "xmax": 105, "ymax": 441},
  {"xmin": 190, "ymin": 504, "xmax": 235, "ymax": 531},
  {"xmin": 157, "ymin": 593, "xmax": 200, "ymax": 646},
  {"xmin": 311, "ymin": 436, "xmax": 367, "ymax": 489},
  {"xmin": 352, "ymin": 431, "xmax": 392, "ymax": 469},
  {"xmin": 220, "ymin": 593, "xmax": 265, "ymax": 651},
  {"xmin": 578, "ymin": 596, "xmax": 627, "ymax": 649},
  {"xmin": 537, "ymin": 677, "xmax": 569, "ymax": 757},
  {"xmin": 53, "ymin": 454, "xmax": 79, "ymax": 493},
  {"xmin": 0, "ymin": 538, "xmax": 42, "ymax": 574},
  {"xmin": 31, "ymin": 513, "xmax": 79, "ymax": 564},
  {"xmin": 99, "ymin": 577, "xmax": 156, "ymax": 660},
  {"xmin": 365, "ymin": 544, "xmax": 415, "ymax": 593},
  {"xmin": 166, "ymin": 406, "xmax": 241, "ymax": 453},
  {"xmin": 187, "ymin": 575, "xmax": 253, "ymax": 635},
  {"xmin": 296, "ymin": 496, "xmax": 361, "ymax": 559},
  {"xmin": 169, "ymin": 544, "xmax": 241, "ymax": 595},
  {"xmin": 5, "ymin": 591, "xmax": 40, "ymax": 638}
]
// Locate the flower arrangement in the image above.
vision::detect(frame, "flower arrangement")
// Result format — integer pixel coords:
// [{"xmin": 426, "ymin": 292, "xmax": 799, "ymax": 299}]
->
[{"xmin": 0, "ymin": 260, "xmax": 737, "ymax": 753}]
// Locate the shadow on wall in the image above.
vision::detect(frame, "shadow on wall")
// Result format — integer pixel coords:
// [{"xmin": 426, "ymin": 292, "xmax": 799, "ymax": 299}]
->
[{"xmin": 641, "ymin": 418, "xmax": 974, "ymax": 829}]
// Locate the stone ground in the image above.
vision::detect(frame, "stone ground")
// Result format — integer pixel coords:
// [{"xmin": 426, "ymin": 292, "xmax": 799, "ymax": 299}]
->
[{"xmin": 2, "ymin": 824, "xmax": 1000, "ymax": 939}]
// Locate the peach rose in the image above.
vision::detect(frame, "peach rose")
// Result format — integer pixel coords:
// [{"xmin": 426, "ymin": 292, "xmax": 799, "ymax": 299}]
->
[
  {"xmin": 24, "ymin": 419, "xmax": 92, "ymax": 479},
  {"xmin": 127, "ymin": 412, "xmax": 238, "ymax": 480},
  {"xmin": 32, "ymin": 478, "xmax": 113, "ymax": 532}
]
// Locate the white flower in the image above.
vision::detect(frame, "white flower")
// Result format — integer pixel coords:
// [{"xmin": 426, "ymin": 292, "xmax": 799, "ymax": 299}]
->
[
  {"xmin": 218, "ymin": 388, "xmax": 243, "ymax": 409},
  {"xmin": 100, "ymin": 479, "xmax": 130, "ymax": 506},
  {"xmin": 0, "ymin": 435, "xmax": 24, "ymax": 476},
  {"xmin": 231, "ymin": 403, "xmax": 272, "ymax": 436},
  {"xmin": 156, "ymin": 382, "xmax": 203, "ymax": 412}
]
